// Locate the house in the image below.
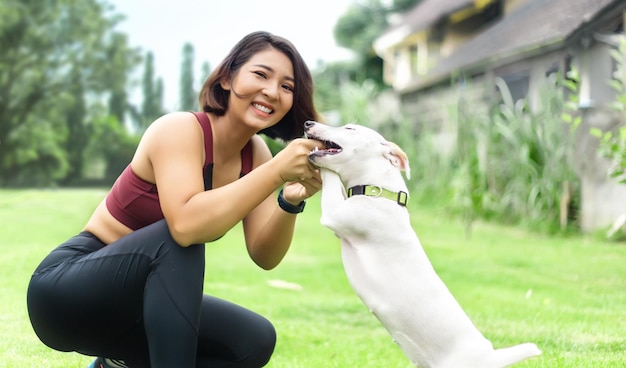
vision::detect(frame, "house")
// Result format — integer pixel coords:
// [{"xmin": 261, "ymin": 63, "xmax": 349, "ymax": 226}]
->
[{"xmin": 373, "ymin": 0, "xmax": 626, "ymax": 232}]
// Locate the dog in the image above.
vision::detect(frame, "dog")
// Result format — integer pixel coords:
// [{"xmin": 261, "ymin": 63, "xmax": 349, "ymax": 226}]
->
[{"xmin": 304, "ymin": 121, "xmax": 541, "ymax": 368}]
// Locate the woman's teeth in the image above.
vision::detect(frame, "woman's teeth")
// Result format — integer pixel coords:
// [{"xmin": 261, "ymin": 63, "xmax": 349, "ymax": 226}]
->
[{"xmin": 253, "ymin": 103, "xmax": 272, "ymax": 114}]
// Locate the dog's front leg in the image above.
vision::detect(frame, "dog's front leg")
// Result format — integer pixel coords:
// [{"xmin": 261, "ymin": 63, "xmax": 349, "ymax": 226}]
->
[{"xmin": 319, "ymin": 169, "xmax": 346, "ymax": 230}]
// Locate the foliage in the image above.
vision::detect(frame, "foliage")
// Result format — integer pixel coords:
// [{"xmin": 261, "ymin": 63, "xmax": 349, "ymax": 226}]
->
[
  {"xmin": 102, "ymin": 32, "xmax": 141, "ymax": 124},
  {"xmin": 312, "ymin": 61, "xmax": 355, "ymax": 115},
  {"xmin": 337, "ymin": 79, "xmax": 379, "ymax": 124},
  {"xmin": 136, "ymin": 52, "xmax": 164, "ymax": 132},
  {"xmin": 392, "ymin": 0, "xmax": 423, "ymax": 12},
  {"xmin": 360, "ymin": 72, "xmax": 581, "ymax": 234},
  {"xmin": 60, "ymin": 65, "xmax": 88, "ymax": 186},
  {"xmin": 82, "ymin": 110, "xmax": 139, "ymax": 184},
  {"xmin": 334, "ymin": 1, "xmax": 387, "ymax": 58},
  {"xmin": 314, "ymin": 0, "xmax": 422, "ymax": 114},
  {"xmin": 3, "ymin": 189, "xmax": 626, "ymax": 367},
  {"xmin": 589, "ymin": 37, "xmax": 626, "ymax": 183},
  {"xmin": 179, "ymin": 43, "xmax": 197, "ymax": 111},
  {"xmin": 479, "ymin": 75, "xmax": 579, "ymax": 232},
  {"xmin": 560, "ymin": 68, "xmax": 583, "ymax": 131},
  {"xmin": 199, "ymin": 61, "xmax": 212, "ymax": 88},
  {"xmin": 449, "ymin": 91, "xmax": 493, "ymax": 236},
  {"xmin": 262, "ymin": 136, "xmax": 287, "ymax": 157},
  {"xmin": 332, "ymin": 0, "xmax": 422, "ymax": 89},
  {"xmin": 0, "ymin": 0, "xmax": 142, "ymax": 186}
]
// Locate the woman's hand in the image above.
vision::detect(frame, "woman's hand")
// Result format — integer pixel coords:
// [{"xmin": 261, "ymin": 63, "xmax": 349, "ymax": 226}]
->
[
  {"xmin": 282, "ymin": 169, "xmax": 322, "ymax": 204},
  {"xmin": 272, "ymin": 138, "xmax": 324, "ymax": 204},
  {"xmin": 273, "ymin": 138, "xmax": 322, "ymax": 183}
]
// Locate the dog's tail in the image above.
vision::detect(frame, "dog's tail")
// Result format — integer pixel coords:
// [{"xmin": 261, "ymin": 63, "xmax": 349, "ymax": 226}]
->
[{"xmin": 490, "ymin": 342, "xmax": 541, "ymax": 367}]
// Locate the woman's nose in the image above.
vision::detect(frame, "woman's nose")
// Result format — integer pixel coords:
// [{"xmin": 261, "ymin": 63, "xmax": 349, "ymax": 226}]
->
[{"xmin": 262, "ymin": 84, "xmax": 279, "ymax": 99}]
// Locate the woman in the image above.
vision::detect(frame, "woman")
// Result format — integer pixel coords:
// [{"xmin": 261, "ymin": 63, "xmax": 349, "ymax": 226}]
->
[{"xmin": 27, "ymin": 31, "xmax": 324, "ymax": 368}]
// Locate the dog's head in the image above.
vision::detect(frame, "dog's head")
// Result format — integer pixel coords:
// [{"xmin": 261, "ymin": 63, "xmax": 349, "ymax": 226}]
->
[{"xmin": 304, "ymin": 121, "xmax": 410, "ymax": 183}]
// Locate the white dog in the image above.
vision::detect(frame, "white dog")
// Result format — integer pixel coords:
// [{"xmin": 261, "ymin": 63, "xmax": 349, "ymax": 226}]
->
[{"xmin": 305, "ymin": 121, "xmax": 541, "ymax": 368}]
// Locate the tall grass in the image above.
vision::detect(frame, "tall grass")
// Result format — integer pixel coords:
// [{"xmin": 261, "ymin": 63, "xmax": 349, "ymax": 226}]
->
[
  {"xmin": 590, "ymin": 37, "xmax": 626, "ymax": 183},
  {"xmin": 355, "ymin": 72, "xmax": 582, "ymax": 235},
  {"xmin": 2, "ymin": 189, "xmax": 626, "ymax": 367},
  {"xmin": 484, "ymin": 74, "xmax": 579, "ymax": 231}
]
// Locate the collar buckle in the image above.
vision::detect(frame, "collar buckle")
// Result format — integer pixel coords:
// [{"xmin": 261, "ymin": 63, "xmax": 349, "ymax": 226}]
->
[
  {"xmin": 396, "ymin": 191, "xmax": 409, "ymax": 207},
  {"xmin": 347, "ymin": 185, "xmax": 409, "ymax": 207}
]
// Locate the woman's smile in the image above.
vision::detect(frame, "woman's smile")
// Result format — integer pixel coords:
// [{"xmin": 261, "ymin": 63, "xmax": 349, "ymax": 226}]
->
[{"xmin": 252, "ymin": 102, "xmax": 274, "ymax": 115}]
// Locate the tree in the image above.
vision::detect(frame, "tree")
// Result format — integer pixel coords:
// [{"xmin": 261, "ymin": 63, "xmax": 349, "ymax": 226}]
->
[
  {"xmin": 393, "ymin": 0, "xmax": 422, "ymax": 12},
  {"xmin": 179, "ymin": 43, "xmax": 197, "ymax": 111},
  {"xmin": 312, "ymin": 60, "xmax": 354, "ymax": 114},
  {"xmin": 60, "ymin": 65, "xmax": 87, "ymax": 185},
  {"xmin": 314, "ymin": 0, "xmax": 421, "ymax": 113},
  {"xmin": 333, "ymin": 0, "xmax": 388, "ymax": 87},
  {"xmin": 101, "ymin": 33, "xmax": 142, "ymax": 124},
  {"xmin": 332, "ymin": 0, "xmax": 421, "ymax": 88},
  {"xmin": 138, "ymin": 51, "xmax": 164, "ymax": 132},
  {"xmin": 200, "ymin": 61, "xmax": 212, "ymax": 86},
  {"xmin": 0, "ymin": 0, "xmax": 141, "ymax": 186}
]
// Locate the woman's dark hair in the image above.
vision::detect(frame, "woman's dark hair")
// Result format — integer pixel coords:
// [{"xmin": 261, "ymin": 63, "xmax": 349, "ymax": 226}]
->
[{"xmin": 199, "ymin": 31, "xmax": 321, "ymax": 140}]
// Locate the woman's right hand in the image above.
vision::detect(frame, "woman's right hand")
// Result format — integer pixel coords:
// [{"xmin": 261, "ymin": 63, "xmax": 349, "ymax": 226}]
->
[{"xmin": 273, "ymin": 138, "xmax": 324, "ymax": 183}]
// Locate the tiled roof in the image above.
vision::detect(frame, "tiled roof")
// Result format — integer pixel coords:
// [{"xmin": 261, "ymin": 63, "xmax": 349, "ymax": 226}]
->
[
  {"xmin": 392, "ymin": 0, "xmax": 476, "ymax": 34},
  {"xmin": 392, "ymin": 0, "xmax": 625, "ymax": 91},
  {"xmin": 375, "ymin": 0, "xmax": 476, "ymax": 50}
]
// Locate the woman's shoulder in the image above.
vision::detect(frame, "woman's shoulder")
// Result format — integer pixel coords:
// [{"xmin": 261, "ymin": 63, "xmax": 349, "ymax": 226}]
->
[
  {"xmin": 139, "ymin": 112, "xmax": 204, "ymax": 153},
  {"xmin": 143, "ymin": 112, "xmax": 201, "ymax": 137},
  {"xmin": 149, "ymin": 111, "xmax": 198, "ymax": 128},
  {"xmin": 249, "ymin": 135, "xmax": 274, "ymax": 168}
]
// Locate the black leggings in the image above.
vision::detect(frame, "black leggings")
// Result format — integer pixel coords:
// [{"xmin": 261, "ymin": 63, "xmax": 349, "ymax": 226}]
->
[{"xmin": 26, "ymin": 219, "xmax": 276, "ymax": 368}]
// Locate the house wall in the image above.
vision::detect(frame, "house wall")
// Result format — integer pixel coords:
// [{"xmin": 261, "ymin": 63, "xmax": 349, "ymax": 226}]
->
[
  {"xmin": 576, "ymin": 107, "xmax": 626, "ymax": 232},
  {"xmin": 503, "ymin": 0, "xmax": 531, "ymax": 15},
  {"xmin": 492, "ymin": 50, "xmax": 565, "ymax": 106},
  {"xmin": 574, "ymin": 42, "xmax": 617, "ymax": 107},
  {"xmin": 377, "ymin": 0, "xmax": 626, "ymax": 232},
  {"xmin": 398, "ymin": 76, "xmax": 493, "ymax": 158},
  {"xmin": 572, "ymin": 41, "xmax": 626, "ymax": 231},
  {"xmin": 395, "ymin": 44, "xmax": 626, "ymax": 232},
  {"xmin": 386, "ymin": 11, "xmax": 502, "ymax": 90},
  {"xmin": 440, "ymin": 20, "xmax": 482, "ymax": 58}
]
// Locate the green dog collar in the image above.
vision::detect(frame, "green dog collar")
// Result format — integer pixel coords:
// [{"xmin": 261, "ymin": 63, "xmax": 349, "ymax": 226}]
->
[{"xmin": 347, "ymin": 185, "xmax": 409, "ymax": 207}]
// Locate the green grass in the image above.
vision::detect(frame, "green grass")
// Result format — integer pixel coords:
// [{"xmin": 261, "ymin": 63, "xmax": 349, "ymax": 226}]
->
[{"xmin": 1, "ymin": 189, "xmax": 625, "ymax": 367}]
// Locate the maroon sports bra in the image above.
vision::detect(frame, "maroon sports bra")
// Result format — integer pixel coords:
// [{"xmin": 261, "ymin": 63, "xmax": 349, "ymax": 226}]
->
[{"xmin": 105, "ymin": 112, "xmax": 253, "ymax": 230}]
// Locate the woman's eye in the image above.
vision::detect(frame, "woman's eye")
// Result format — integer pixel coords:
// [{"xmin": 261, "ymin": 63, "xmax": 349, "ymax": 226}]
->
[
  {"xmin": 254, "ymin": 71, "xmax": 267, "ymax": 78},
  {"xmin": 282, "ymin": 84, "xmax": 294, "ymax": 92}
]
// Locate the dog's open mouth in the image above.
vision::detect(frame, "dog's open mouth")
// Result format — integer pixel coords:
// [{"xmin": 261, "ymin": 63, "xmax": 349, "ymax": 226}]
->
[{"xmin": 307, "ymin": 135, "xmax": 343, "ymax": 156}]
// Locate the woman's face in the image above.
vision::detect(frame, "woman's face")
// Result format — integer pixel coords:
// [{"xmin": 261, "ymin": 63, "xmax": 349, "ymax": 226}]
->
[{"xmin": 223, "ymin": 47, "xmax": 295, "ymax": 131}]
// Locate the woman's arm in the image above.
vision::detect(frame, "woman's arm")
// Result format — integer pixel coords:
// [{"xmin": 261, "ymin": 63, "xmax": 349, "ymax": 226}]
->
[
  {"xmin": 242, "ymin": 141, "xmax": 322, "ymax": 270},
  {"xmin": 143, "ymin": 112, "xmax": 320, "ymax": 249}
]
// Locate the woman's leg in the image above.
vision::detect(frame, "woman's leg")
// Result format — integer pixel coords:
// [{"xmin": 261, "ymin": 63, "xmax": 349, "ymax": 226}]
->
[
  {"xmin": 196, "ymin": 295, "xmax": 276, "ymax": 368},
  {"xmin": 27, "ymin": 219, "xmax": 205, "ymax": 368}
]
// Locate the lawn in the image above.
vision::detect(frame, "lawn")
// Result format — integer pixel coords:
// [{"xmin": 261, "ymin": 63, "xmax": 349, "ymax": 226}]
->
[{"xmin": 1, "ymin": 189, "xmax": 625, "ymax": 367}]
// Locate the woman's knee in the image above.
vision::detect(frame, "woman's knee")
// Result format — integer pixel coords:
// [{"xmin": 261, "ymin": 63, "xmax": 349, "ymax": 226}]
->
[
  {"xmin": 246, "ymin": 313, "xmax": 277, "ymax": 366},
  {"xmin": 198, "ymin": 296, "xmax": 277, "ymax": 367},
  {"xmin": 242, "ymin": 317, "xmax": 276, "ymax": 367}
]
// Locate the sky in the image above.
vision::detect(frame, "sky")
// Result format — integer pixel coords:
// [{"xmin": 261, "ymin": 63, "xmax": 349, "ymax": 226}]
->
[{"xmin": 108, "ymin": 0, "xmax": 356, "ymax": 110}]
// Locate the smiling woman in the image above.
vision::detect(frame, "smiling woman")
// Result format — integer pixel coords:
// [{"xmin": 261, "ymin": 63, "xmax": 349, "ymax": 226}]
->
[
  {"xmin": 26, "ymin": 31, "xmax": 325, "ymax": 368},
  {"xmin": 199, "ymin": 32, "xmax": 317, "ymax": 141}
]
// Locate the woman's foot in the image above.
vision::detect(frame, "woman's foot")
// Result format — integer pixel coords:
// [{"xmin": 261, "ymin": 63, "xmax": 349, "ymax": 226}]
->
[{"xmin": 87, "ymin": 357, "xmax": 128, "ymax": 368}]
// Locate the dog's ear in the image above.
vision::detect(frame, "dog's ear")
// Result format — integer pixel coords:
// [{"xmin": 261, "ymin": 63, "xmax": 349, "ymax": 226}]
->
[{"xmin": 382, "ymin": 141, "xmax": 411, "ymax": 180}]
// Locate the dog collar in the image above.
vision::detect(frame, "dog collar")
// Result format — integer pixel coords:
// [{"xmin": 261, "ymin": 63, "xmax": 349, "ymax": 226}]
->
[{"xmin": 347, "ymin": 185, "xmax": 409, "ymax": 207}]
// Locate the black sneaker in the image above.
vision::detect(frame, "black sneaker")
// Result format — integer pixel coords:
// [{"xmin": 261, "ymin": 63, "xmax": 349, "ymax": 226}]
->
[
  {"xmin": 87, "ymin": 357, "xmax": 128, "ymax": 368},
  {"xmin": 87, "ymin": 358, "xmax": 104, "ymax": 368}
]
